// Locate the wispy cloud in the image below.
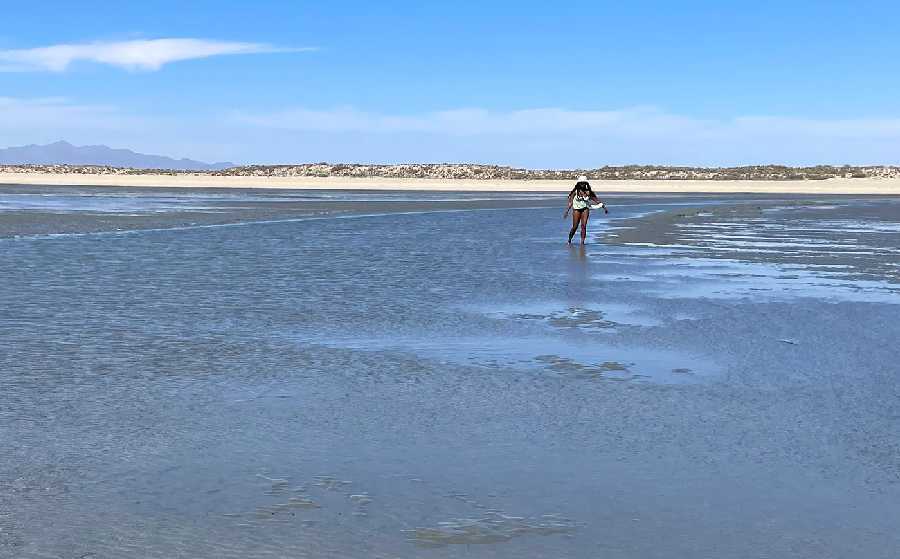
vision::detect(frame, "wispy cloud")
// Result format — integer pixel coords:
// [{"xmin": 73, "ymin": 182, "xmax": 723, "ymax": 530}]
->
[
  {"xmin": 231, "ymin": 106, "xmax": 733, "ymax": 139},
  {"xmin": 232, "ymin": 105, "xmax": 900, "ymax": 140},
  {"xmin": 230, "ymin": 106, "xmax": 900, "ymax": 166},
  {"xmin": 4, "ymin": 97, "xmax": 900, "ymax": 167},
  {"xmin": 0, "ymin": 96, "xmax": 221, "ymax": 162},
  {"xmin": 0, "ymin": 38, "xmax": 310, "ymax": 72},
  {"xmin": 0, "ymin": 97, "xmax": 165, "ymax": 154},
  {"xmin": 0, "ymin": 97, "xmax": 137, "ymax": 128}
]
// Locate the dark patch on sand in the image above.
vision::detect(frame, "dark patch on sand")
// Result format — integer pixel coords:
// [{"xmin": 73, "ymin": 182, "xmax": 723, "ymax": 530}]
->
[
  {"xmin": 534, "ymin": 355, "xmax": 640, "ymax": 381},
  {"xmin": 604, "ymin": 197, "xmax": 900, "ymax": 284}
]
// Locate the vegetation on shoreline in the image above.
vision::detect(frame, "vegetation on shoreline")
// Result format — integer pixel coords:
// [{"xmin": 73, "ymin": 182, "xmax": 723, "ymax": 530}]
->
[{"xmin": 2, "ymin": 163, "xmax": 898, "ymax": 180}]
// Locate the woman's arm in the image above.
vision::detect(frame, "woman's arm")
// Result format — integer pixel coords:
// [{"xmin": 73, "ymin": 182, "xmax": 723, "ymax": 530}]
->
[
  {"xmin": 590, "ymin": 193, "xmax": 609, "ymax": 213},
  {"xmin": 564, "ymin": 192, "xmax": 574, "ymax": 217}
]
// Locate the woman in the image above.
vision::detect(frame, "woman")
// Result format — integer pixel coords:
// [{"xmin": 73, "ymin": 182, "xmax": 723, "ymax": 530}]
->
[{"xmin": 564, "ymin": 175, "xmax": 607, "ymax": 244}]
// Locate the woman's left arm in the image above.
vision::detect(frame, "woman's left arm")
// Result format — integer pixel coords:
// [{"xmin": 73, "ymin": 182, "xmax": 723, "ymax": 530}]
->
[{"xmin": 591, "ymin": 193, "xmax": 609, "ymax": 213}]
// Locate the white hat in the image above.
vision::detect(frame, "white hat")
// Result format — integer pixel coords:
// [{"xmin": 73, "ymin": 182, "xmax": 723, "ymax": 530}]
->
[{"xmin": 577, "ymin": 175, "xmax": 588, "ymax": 182}]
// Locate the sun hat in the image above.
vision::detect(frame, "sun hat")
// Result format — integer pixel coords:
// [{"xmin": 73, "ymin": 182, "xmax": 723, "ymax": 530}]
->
[{"xmin": 577, "ymin": 175, "xmax": 588, "ymax": 182}]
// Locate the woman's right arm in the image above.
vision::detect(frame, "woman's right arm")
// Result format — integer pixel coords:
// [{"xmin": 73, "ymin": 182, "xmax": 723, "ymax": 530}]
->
[{"xmin": 564, "ymin": 192, "xmax": 574, "ymax": 217}]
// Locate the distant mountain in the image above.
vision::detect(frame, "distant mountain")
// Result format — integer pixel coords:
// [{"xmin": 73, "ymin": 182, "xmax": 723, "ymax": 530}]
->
[{"xmin": 0, "ymin": 141, "xmax": 234, "ymax": 171}]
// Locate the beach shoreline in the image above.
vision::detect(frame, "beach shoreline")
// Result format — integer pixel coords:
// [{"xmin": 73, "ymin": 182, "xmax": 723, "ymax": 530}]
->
[{"xmin": 2, "ymin": 172, "xmax": 900, "ymax": 194}]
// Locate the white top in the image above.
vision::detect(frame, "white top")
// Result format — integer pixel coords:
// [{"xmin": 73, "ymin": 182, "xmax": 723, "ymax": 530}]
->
[{"xmin": 572, "ymin": 192, "xmax": 591, "ymax": 210}]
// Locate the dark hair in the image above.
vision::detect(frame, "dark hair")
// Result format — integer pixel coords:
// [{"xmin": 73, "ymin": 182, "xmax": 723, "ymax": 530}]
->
[{"xmin": 571, "ymin": 181, "xmax": 592, "ymax": 195}]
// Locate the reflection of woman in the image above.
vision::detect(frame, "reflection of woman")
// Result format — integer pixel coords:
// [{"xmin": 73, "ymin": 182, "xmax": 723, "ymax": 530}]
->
[{"xmin": 564, "ymin": 175, "xmax": 607, "ymax": 244}]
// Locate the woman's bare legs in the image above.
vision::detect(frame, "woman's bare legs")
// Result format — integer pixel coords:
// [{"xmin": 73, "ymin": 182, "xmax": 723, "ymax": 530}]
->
[
  {"xmin": 579, "ymin": 208, "xmax": 590, "ymax": 244},
  {"xmin": 568, "ymin": 210, "xmax": 583, "ymax": 244}
]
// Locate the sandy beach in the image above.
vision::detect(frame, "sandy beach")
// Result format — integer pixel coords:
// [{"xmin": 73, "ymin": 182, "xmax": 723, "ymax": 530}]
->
[{"xmin": 2, "ymin": 171, "xmax": 900, "ymax": 194}]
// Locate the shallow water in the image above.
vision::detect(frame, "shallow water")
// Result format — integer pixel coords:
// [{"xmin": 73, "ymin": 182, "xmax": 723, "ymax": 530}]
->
[
  {"xmin": 0, "ymin": 186, "xmax": 562, "ymax": 214},
  {"xmin": 2, "ymin": 187, "xmax": 900, "ymax": 558}
]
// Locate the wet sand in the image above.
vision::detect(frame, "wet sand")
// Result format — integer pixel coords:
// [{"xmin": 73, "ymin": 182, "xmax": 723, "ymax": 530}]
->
[
  {"xmin": 3, "ymin": 187, "xmax": 900, "ymax": 558},
  {"xmin": 605, "ymin": 197, "xmax": 900, "ymax": 284},
  {"xmin": 3, "ymin": 173, "xmax": 900, "ymax": 194}
]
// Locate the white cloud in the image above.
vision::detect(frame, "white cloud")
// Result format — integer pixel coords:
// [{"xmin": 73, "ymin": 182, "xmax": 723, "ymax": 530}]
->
[
  {"xmin": 230, "ymin": 106, "xmax": 900, "ymax": 166},
  {"xmin": 0, "ymin": 97, "xmax": 168, "ymax": 156},
  {"xmin": 0, "ymin": 38, "xmax": 309, "ymax": 72},
  {"xmin": 0, "ymin": 97, "xmax": 137, "ymax": 128},
  {"xmin": 230, "ymin": 106, "xmax": 738, "ymax": 141},
  {"xmin": 3, "ymin": 97, "xmax": 900, "ymax": 167},
  {"xmin": 233, "ymin": 106, "xmax": 691, "ymax": 135},
  {"xmin": 233, "ymin": 105, "xmax": 900, "ymax": 139}
]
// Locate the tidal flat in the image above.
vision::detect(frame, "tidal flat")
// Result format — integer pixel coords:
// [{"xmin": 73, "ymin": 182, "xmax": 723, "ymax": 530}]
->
[{"xmin": 2, "ymin": 185, "xmax": 899, "ymax": 558}]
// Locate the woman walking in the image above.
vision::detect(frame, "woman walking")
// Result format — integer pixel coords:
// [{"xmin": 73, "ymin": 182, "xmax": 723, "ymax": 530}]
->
[{"xmin": 564, "ymin": 175, "xmax": 607, "ymax": 244}]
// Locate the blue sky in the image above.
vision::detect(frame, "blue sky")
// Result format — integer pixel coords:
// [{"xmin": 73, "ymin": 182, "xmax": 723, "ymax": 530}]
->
[{"xmin": 2, "ymin": 0, "xmax": 899, "ymax": 167}]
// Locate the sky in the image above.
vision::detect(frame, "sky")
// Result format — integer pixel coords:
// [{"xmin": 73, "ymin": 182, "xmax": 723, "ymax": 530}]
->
[{"xmin": 2, "ymin": 0, "xmax": 900, "ymax": 168}]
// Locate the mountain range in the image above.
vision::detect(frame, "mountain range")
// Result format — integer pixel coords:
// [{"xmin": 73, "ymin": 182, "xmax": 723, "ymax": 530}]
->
[{"xmin": 0, "ymin": 141, "xmax": 234, "ymax": 171}]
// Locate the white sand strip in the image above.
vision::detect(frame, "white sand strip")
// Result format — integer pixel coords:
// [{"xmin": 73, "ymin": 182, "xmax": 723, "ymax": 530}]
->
[{"xmin": 1, "ymin": 172, "xmax": 899, "ymax": 194}]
